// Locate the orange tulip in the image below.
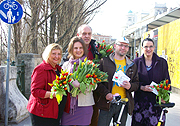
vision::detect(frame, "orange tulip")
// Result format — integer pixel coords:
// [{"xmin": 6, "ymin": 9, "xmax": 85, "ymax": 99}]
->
[
  {"xmin": 57, "ymin": 76, "xmax": 60, "ymax": 80},
  {"xmin": 160, "ymin": 84, "xmax": 163, "ymax": 88},
  {"xmin": 164, "ymin": 86, "xmax": 167, "ymax": 90},
  {"xmin": 166, "ymin": 79, "xmax": 168, "ymax": 84},
  {"xmin": 49, "ymin": 83, "xmax": 54, "ymax": 87},
  {"xmin": 63, "ymin": 81, "xmax": 67, "ymax": 84}
]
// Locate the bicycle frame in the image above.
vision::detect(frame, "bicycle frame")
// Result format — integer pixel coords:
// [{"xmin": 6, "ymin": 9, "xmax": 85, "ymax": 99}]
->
[
  {"xmin": 113, "ymin": 98, "xmax": 128, "ymax": 126},
  {"xmin": 154, "ymin": 103, "xmax": 175, "ymax": 126}
]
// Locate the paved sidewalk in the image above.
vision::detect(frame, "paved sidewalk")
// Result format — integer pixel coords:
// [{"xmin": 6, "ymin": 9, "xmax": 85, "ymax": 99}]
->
[{"xmin": 1, "ymin": 92, "xmax": 180, "ymax": 126}]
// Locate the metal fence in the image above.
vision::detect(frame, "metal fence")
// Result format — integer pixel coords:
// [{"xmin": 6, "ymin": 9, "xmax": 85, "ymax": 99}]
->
[{"xmin": 11, "ymin": 60, "xmax": 26, "ymax": 98}]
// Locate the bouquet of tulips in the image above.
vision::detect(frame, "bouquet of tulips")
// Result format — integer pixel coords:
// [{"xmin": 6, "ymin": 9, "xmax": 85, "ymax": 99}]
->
[
  {"xmin": 153, "ymin": 79, "xmax": 171, "ymax": 105},
  {"xmin": 71, "ymin": 57, "xmax": 108, "ymax": 97},
  {"xmin": 48, "ymin": 69, "xmax": 73, "ymax": 104},
  {"xmin": 93, "ymin": 40, "xmax": 114, "ymax": 63}
]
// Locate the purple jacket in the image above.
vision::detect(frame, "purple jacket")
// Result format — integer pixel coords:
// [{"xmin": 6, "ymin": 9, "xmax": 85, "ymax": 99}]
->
[
  {"xmin": 133, "ymin": 53, "xmax": 171, "ymax": 88},
  {"xmin": 133, "ymin": 53, "xmax": 171, "ymax": 104}
]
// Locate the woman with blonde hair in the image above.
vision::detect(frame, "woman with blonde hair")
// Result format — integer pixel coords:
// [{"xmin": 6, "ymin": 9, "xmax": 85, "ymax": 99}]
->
[{"xmin": 27, "ymin": 43, "xmax": 67, "ymax": 126}]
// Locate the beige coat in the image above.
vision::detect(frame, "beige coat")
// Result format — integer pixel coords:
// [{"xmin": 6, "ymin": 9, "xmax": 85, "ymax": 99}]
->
[{"xmin": 62, "ymin": 61, "xmax": 95, "ymax": 106}]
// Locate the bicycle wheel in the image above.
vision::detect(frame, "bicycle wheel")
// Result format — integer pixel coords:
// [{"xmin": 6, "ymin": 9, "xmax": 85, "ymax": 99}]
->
[{"xmin": 3, "ymin": 3, "xmax": 9, "ymax": 9}]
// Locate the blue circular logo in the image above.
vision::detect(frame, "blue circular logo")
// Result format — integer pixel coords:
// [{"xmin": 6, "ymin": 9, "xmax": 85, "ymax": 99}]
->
[{"xmin": 0, "ymin": 0, "xmax": 23, "ymax": 24}]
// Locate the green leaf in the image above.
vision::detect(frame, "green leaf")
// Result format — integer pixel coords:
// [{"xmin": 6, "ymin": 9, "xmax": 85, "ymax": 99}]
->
[
  {"xmin": 50, "ymin": 92, "xmax": 53, "ymax": 99},
  {"xmin": 80, "ymin": 82, "xmax": 86, "ymax": 95},
  {"xmin": 89, "ymin": 85, "xmax": 93, "ymax": 93},
  {"xmin": 71, "ymin": 87, "xmax": 79, "ymax": 97},
  {"xmin": 163, "ymin": 94, "xmax": 169, "ymax": 101},
  {"xmin": 56, "ymin": 93, "xmax": 63, "ymax": 105},
  {"xmin": 100, "ymin": 50, "xmax": 106, "ymax": 57}
]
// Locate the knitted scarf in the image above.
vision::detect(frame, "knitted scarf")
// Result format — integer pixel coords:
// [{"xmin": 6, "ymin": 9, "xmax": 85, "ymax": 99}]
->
[{"xmin": 68, "ymin": 56, "xmax": 86, "ymax": 114}]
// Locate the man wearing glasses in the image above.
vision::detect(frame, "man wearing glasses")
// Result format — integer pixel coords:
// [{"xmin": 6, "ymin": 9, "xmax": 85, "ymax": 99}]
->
[{"xmin": 95, "ymin": 37, "xmax": 139, "ymax": 126}]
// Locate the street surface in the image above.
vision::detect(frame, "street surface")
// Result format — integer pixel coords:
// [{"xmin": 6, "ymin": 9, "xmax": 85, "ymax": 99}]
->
[{"xmin": 1, "ymin": 92, "xmax": 179, "ymax": 126}]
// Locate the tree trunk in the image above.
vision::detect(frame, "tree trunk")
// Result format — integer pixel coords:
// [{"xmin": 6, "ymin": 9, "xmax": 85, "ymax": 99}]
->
[
  {"xmin": 13, "ymin": 21, "xmax": 21, "ymax": 57},
  {"xmin": 49, "ymin": 0, "xmax": 58, "ymax": 43},
  {"xmin": 30, "ymin": 0, "xmax": 40, "ymax": 54}
]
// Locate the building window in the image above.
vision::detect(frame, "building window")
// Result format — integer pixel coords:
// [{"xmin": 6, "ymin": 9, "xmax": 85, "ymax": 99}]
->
[{"xmin": 128, "ymin": 17, "xmax": 132, "ymax": 21}]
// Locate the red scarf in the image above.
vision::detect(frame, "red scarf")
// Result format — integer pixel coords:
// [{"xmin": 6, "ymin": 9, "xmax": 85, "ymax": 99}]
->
[{"xmin": 87, "ymin": 44, "xmax": 94, "ymax": 60}]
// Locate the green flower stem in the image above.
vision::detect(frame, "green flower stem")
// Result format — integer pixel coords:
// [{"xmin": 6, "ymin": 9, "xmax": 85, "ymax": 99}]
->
[{"xmin": 159, "ymin": 96, "xmax": 161, "ymax": 105}]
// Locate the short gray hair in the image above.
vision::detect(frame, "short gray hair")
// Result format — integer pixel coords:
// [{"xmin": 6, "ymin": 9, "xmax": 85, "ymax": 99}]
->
[{"xmin": 77, "ymin": 24, "xmax": 92, "ymax": 34}]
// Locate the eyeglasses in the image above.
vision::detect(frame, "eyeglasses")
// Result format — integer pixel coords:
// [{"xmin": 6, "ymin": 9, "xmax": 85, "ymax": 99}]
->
[
  {"xmin": 116, "ymin": 44, "xmax": 129, "ymax": 48},
  {"xmin": 143, "ymin": 46, "xmax": 154, "ymax": 49}
]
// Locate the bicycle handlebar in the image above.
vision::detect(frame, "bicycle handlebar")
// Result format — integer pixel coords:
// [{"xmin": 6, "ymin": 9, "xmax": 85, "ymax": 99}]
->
[
  {"xmin": 154, "ymin": 102, "xmax": 175, "ymax": 108},
  {"xmin": 107, "ymin": 95, "xmax": 128, "ymax": 104}
]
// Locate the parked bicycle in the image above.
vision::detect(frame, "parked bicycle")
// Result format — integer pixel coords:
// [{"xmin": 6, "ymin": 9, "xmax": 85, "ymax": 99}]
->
[
  {"xmin": 154, "ymin": 102, "xmax": 175, "ymax": 126},
  {"xmin": 108, "ymin": 95, "xmax": 129, "ymax": 126}
]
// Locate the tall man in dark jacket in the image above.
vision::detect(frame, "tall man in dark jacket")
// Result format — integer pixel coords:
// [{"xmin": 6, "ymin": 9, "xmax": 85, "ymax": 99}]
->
[
  {"xmin": 96, "ymin": 37, "xmax": 139, "ymax": 126},
  {"xmin": 60, "ymin": 24, "xmax": 100, "ymax": 65},
  {"xmin": 60, "ymin": 24, "xmax": 100, "ymax": 126},
  {"xmin": 77, "ymin": 24, "xmax": 100, "ymax": 126}
]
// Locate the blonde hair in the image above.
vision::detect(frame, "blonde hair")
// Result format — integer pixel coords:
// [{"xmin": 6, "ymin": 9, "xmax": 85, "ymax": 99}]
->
[
  {"xmin": 42, "ymin": 43, "xmax": 62, "ymax": 64},
  {"xmin": 68, "ymin": 36, "xmax": 87, "ymax": 58}
]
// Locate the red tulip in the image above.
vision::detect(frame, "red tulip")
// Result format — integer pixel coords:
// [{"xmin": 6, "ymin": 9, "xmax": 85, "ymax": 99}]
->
[
  {"xmin": 65, "ymin": 72, "xmax": 68, "ymax": 76},
  {"xmin": 160, "ymin": 84, "xmax": 163, "ymax": 88},
  {"xmin": 106, "ymin": 49, "xmax": 112, "ymax": 53},
  {"xmin": 166, "ymin": 79, "xmax": 168, "ymax": 84},
  {"xmin": 68, "ymin": 78, "xmax": 72, "ymax": 82}
]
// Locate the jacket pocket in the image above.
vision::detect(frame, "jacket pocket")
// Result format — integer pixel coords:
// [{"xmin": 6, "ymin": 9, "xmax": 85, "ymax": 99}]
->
[{"xmin": 36, "ymin": 98, "xmax": 57, "ymax": 118}]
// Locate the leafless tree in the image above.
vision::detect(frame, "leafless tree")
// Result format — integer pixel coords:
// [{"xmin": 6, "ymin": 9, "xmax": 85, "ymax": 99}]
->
[{"xmin": 0, "ymin": 0, "xmax": 107, "ymax": 64}]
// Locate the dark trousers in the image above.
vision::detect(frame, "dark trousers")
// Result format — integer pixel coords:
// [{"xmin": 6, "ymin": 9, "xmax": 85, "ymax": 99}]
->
[
  {"xmin": 61, "ymin": 125, "xmax": 89, "ymax": 126},
  {"xmin": 30, "ymin": 95, "xmax": 67, "ymax": 126},
  {"xmin": 89, "ymin": 104, "xmax": 99, "ymax": 126},
  {"xmin": 30, "ymin": 113, "xmax": 59, "ymax": 126},
  {"xmin": 97, "ymin": 103, "xmax": 128, "ymax": 126}
]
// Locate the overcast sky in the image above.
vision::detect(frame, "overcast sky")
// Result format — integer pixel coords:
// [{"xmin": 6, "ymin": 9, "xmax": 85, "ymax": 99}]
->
[{"xmin": 89, "ymin": 0, "xmax": 180, "ymax": 39}]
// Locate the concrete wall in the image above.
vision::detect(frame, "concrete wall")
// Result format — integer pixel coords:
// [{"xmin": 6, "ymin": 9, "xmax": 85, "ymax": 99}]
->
[
  {"xmin": 0, "ymin": 66, "xmax": 29, "ymax": 123},
  {"xmin": 0, "ymin": 53, "xmax": 42, "ymax": 124},
  {"xmin": 17, "ymin": 53, "xmax": 42, "ymax": 98}
]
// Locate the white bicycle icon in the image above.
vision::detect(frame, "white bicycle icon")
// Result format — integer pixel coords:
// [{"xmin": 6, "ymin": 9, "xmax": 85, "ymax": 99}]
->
[{"xmin": 3, "ymin": 0, "xmax": 18, "ymax": 10}]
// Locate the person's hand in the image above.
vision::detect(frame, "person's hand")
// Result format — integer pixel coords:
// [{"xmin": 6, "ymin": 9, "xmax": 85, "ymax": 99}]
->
[
  {"xmin": 52, "ymin": 92, "xmax": 56, "ymax": 97},
  {"xmin": 121, "ymin": 80, "xmax": 131, "ymax": 90},
  {"xmin": 140, "ymin": 85, "xmax": 153, "ymax": 92},
  {"xmin": 106, "ymin": 93, "xmax": 113, "ymax": 101},
  {"xmin": 161, "ymin": 98, "xmax": 166, "ymax": 104},
  {"xmin": 44, "ymin": 91, "xmax": 56, "ymax": 99},
  {"xmin": 72, "ymin": 79, "xmax": 80, "ymax": 88}
]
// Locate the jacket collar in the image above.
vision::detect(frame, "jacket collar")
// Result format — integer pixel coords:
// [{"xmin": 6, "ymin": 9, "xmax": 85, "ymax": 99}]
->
[
  {"xmin": 139, "ymin": 52, "xmax": 161, "ymax": 64},
  {"xmin": 109, "ymin": 52, "xmax": 134, "ymax": 67},
  {"xmin": 42, "ymin": 60, "xmax": 61, "ymax": 71},
  {"xmin": 109, "ymin": 52, "xmax": 133, "ymax": 65}
]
